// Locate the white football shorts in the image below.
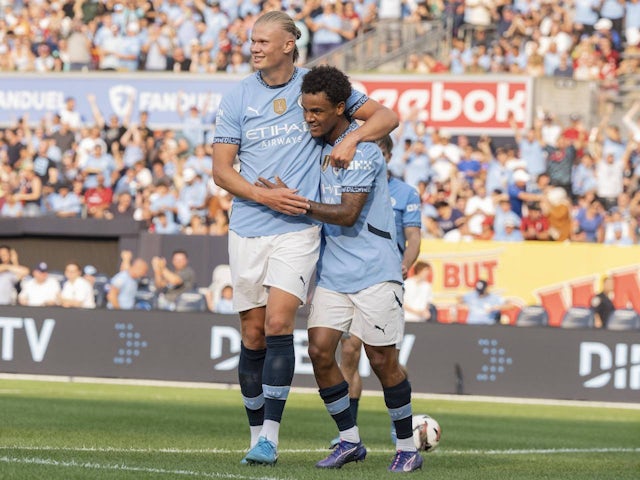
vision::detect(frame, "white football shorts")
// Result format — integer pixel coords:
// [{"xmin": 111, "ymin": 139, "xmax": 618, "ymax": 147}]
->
[
  {"xmin": 228, "ymin": 225, "xmax": 320, "ymax": 312},
  {"xmin": 308, "ymin": 282, "xmax": 405, "ymax": 347}
]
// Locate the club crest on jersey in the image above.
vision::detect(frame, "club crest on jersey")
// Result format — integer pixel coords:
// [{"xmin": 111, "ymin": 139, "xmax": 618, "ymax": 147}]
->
[
  {"xmin": 321, "ymin": 155, "xmax": 331, "ymax": 171},
  {"xmin": 273, "ymin": 98, "xmax": 287, "ymax": 115}
]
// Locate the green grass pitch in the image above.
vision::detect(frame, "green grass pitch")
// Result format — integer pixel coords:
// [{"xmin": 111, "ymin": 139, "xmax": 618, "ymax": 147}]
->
[{"xmin": 1, "ymin": 378, "xmax": 639, "ymax": 479}]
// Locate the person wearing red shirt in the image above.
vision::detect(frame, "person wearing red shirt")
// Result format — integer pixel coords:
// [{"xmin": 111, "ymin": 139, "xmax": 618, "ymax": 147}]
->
[
  {"xmin": 521, "ymin": 202, "xmax": 551, "ymax": 240},
  {"xmin": 84, "ymin": 173, "xmax": 113, "ymax": 218}
]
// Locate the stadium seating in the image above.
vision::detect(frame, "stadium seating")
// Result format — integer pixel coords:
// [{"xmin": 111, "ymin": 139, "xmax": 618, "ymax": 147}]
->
[
  {"xmin": 93, "ymin": 273, "xmax": 110, "ymax": 309},
  {"xmin": 515, "ymin": 305, "xmax": 549, "ymax": 327},
  {"xmin": 48, "ymin": 270, "xmax": 66, "ymax": 287},
  {"xmin": 174, "ymin": 291, "xmax": 208, "ymax": 312},
  {"xmin": 561, "ymin": 307, "xmax": 595, "ymax": 328},
  {"xmin": 606, "ymin": 309, "xmax": 640, "ymax": 330},
  {"xmin": 208, "ymin": 264, "xmax": 232, "ymax": 306},
  {"xmin": 134, "ymin": 290, "xmax": 157, "ymax": 311}
]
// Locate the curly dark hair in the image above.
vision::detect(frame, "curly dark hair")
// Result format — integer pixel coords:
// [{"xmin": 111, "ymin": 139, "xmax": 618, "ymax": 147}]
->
[{"xmin": 301, "ymin": 66, "xmax": 352, "ymax": 106}]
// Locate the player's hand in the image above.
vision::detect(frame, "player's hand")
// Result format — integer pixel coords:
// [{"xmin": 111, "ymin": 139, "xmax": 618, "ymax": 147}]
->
[
  {"xmin": 255, "ymin": 176, "xmax": 309, "ymax": 215},
  {"xmin": 329, "ymin": 135, "xmax": 357, "ymax": 169},
  {"xmin": 256, "ymin": 176, "xmax": 289, "ymax": 189}
]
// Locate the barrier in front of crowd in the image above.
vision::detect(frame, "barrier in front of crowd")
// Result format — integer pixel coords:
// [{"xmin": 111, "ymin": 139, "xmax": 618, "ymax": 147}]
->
[
  {"xmin": 0, "ymin": 305, "xmax": 637, "ymax": 403},
  {"xmin": 420, "ymin": 239, "xmax": 640, "ymax": 326}
]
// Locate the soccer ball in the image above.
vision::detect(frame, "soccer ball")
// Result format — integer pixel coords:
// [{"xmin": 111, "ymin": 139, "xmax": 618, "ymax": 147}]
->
[{"xmin": 412, "ymin": 414, "xmax": 441, "ymax": 452}]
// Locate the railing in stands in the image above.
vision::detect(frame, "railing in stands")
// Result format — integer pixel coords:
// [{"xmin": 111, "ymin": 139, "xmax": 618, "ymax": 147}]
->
[{"xmin": 306, "ymin": 20, "xmax": 450, "ymax": 73}]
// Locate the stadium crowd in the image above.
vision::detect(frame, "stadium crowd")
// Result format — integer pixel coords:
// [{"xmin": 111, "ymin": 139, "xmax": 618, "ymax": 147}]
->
[
  {"xmin": 0, "ymin": 0, "xmax": 637, "ymax": 82},
  {"xmin": 0, "ymin": 1, "xmax": 639, "ymax": 242}
]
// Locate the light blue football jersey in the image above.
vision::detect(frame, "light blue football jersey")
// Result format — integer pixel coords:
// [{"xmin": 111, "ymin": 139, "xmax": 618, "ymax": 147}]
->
[
  {"xmin": 388, "ymin": 177, "xmax": 422, "ymax": 254},
  {"xmin": 213, "ymin": 67, "xmax": 367, "ymax": 237},
  {"xmin": 316, "ymin": 122, "xmax": 403, "ymax": 294}
]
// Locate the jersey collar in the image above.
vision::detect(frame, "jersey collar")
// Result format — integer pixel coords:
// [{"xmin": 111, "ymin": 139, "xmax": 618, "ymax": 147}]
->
[{"xmin": 257, "ymin": 67, "xmax": 301, "ymax": 89}]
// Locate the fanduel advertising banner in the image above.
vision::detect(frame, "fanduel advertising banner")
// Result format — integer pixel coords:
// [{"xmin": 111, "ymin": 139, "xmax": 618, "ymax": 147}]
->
[{"xmin": 0, "ymin": 306, "xmax": 637, "ymax": 402}]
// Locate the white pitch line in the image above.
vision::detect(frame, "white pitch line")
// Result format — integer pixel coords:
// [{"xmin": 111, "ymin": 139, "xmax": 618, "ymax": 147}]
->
[
  {"xmin": 1, "ymin": 445, "xmax": 639, "ymax": 456},
  {"xmin": 443, "ymin": 447, "xmax": 640, "ymax": 455},
  {"xmin": 0, "ymin": 455, "xmax": 289, "ymax": 480}
]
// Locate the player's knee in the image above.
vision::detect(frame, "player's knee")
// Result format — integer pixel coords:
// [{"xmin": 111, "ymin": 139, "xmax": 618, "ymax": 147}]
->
[
  {"xmin": 308, "ymin": 343, "xmax": 335, "ymax": 370},
  {"xmin": 367, "ymin": 348, "xmax": 397, "ymax": 375},
  {"xmin": 264, "ymin": 316, "xmax": 295, "ymax": 336}
]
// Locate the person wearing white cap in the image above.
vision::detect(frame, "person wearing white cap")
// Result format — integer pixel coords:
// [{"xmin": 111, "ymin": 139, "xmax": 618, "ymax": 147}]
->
[
  {"xmin": 507, "ymin": 168, "xmax": 542, "ymax": 217},
  {"xmin": 118, "ymin": 22, "xmax": 142, "ymax": 71},
  {"xmin": 18, "ymin": 262, "xmax": 61, "ymax": 307},
  {"xmin": 177, "ymin": 168, "xmax": 207, "ymax": 225},
  {"xmin": 428, "ymin": 128, "xmax": 461, "ymax": 183}
]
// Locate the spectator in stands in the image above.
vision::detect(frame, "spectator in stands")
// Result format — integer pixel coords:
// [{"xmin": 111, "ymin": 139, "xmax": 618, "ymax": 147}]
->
[
  {"xmin": 184, "ymin": 144, "xmax": 213, "ymax": 180},
  {"xmin": 226, "ymin": 50, "xmax": 251, "ymax": 73},
  {"xmin": 493, "ymin": 196, "xmax": 521, "ymax": 238},
  {"xmin": 153, "ymin": 250, "xmax": 196, "ymax": 310},
  {"xmin": 66, "ymin": 20, "xmax": 93, "ymax": 72},
  {"xmin": 81, "ymin": 144, "xmax": 117, "ymax": 190},
  {"xmin": 152, "ymin": 211, "xmax": 181, "ymax": 234},
  {"xmin": 177, "ymin": 168, "xmax": 207, "ymax": 226},
  {"xmin": 84, "ymin": 174, "xmax": 114, "ymax": 218},
  {"xmin": 167, "ymin": 46, "xmax": 191, "ymax": 72},
  {"xmin": 87, "ymin": 93, "xmax": 132, "ymax": 152},
  {"xmin": 510, "ymin": 116, "xmax": 546, "ymax": 179},
  {"xmin": 177, "ymin": 92, "xmax": 211, "ymax": 151},
  {"xmin": 429, "ymin": 129, "xmax": 461, "ymax": 183},
  {"xmin": 464, "ymin": 178, "xmax": 495, "ymax": 236},
  {"xmin": 184, "ymin": 214, "xmax": 210, "ymax": 235},
  {"xmin": 106, "ymin": 251, "xmax": 149, "ymax": 310},
  {"xmin": 31, "ymin": 141, "xmax": 56, "ymax": 185},
  {"xmin": 141, "ymin": 23, "xmax": 172, "ymax": 71},
  {"xmin": 521, "ymin": 202, "xmax": 551, "ymax": 240},
  {"xmin": 18, "ymin": 261, "xmax": 61, "ymax": 307},
  {"xmin": 105, "ymin": 191, "xmax": 135, "ymax": 220},
  {"xmin": 461, "ymin": 279, "xmax": 505, "ymax": 325},
  {"xmin": 14, "ymin": 165, "xmax": 43, "ymax": 217},
  {"xmin": 542, "ymin": 186, "xmax": 572, "ymax": 241},
  {"xmin": 47, "ymin": 183, "xmax": 83, "ymax": 218},
  {"xmin": 485, "ymin": 147, "xmax": 510, "ymax": 194},
  {"xmin": 494, "ymin": 216, "xmax": 524, "ymax": 241},
  {"xmin": 553, "ymin": 52, "xmax": 574, "ymax": 77},
  {"xmin": 59, "ymin": 97, "xmax": 84, "ymax": 130},
  {"xmin": 603, "ymin": 207, "xmax": 636, "ymax": 244},
  {"xmin": 1, "ymin": 190, "xmax": 23, "ymax": 217},
  {"xmin": 5, "ymin": 129, "xmax": 27, "ymax": 168},
  {"xmin": 426, "ymin": 200, "xmax": 466, "ymax": 240},
  {"xmin": 508, "ymin": 169, "xmax": 541, "ymax": 217},
  {"xmin": 58, "ymin": 261, "xmax": 96, "ymax": 309},
  {"xmin": 595, "ymin": 150, "xmax": 625, "ymax": 210},
  {"xmin": 401, "ymin": 138, "xmax": 432, "ymax": 190},
  {"xmin": 50, "ymin": 121, "xmax": 75, "ymax": 154},
  {"xmin": 0, "ymin": 245, "xmax": 29, "ymax": 305},
  {"xmin": 591, "ymin": 275, "xmax": 615, "ymax": 328},
  {"xmin": 306, "ymin": 1, "xmax": 346, "ymax": 58},
  {"xmin": 403, "ymin": 261, "xmax": 435, "ymax": 322},
  {"xmin": 545, "ymin": 134, "xmax": 575, "ymax": 197},
  {"xmin": 149, "ymin": 178, "xmax": 178, "ymax": 222},
  {"xmin": 207, "ymin": 284, "xmax": 235, "ymax": 313}
]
